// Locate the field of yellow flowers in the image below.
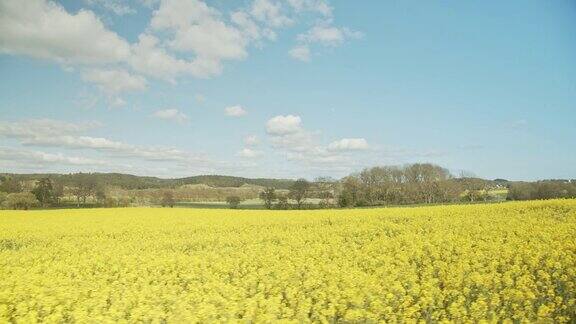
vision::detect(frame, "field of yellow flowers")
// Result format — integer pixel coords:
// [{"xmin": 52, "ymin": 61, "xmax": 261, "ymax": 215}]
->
[{"xmin": 1, "ymin": 199, "xmax": 575, "ymax": 322}]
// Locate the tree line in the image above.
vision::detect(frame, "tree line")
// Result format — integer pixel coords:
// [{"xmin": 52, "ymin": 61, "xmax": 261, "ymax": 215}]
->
[
  {"xmin": 335, "ymin": 164, "xmax": 512, "ymax": 207},
  {"xmin": 1, "ymin": 165, "xmax": 575, "ymax": 210},
  {"xmin": 250, "ymin": 164, "xmax": 575, "ymax": 210},
  {"xmin": 0, "ymin": 175, "xmax": 130, "ymax": 210},
  {"xmin": 1, "ymin": 173, "xmax": 295, "ymax": 190},
  {"xmin": 507, "ymin": 180, "xmax": 576, "ymax": 201}
]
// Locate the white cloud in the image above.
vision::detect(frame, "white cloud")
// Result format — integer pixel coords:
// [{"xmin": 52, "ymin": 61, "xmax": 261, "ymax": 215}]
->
[
  {"xmin": 250, "ymin": 0, "xmax": 292, "ymax": 28},
  {"xmin": 224, "ymin": 105, "xmax": 247, "ymax": 117},
  {"xmin": 266, "ymin": 115, "xmax": 302, "ymax": 135},
  {"xmin": 0, "ymin": 0, "xmax": 243, "ymax": 85},
  {"xmin": 289, "ymin": 45, "xmax": 310, "ymax": 62},
  {"xmin": 286, "ymin": 0, "xmax": 332, "ymax": 16},
  {"xmin": 231, "ymin": 10, "xmax": 274, "ymax": 42},
  {"xmin": 152, "ymin": 109, "xmax": 189, "ymax": 124},
  {"xmin": 269, "ymin": 129, "xmax": 317, "ymax": 152},
  {"xmin": 149, "ymin": 0, "xmax": 248, "ymax": 79},
  {"xmin": 297, "ymin": 25, "xmax": 362, "ymax": 47},
  {"xmin": 139, "ymin": 0, "xmax": 160, "ymax": 8},
  {"xmin": 0, "ymin": 119, "xmax": 279, "ymax": 177},
  {"xmin": 0, "ymin": 146, "xmax": 109, "ymax": 166},
  {"xmin": 237, "ymin": 148, "xmax": 262, "ymax": 158},
  {"xmin": 298, "ymin": 25, "xmax": 342, "ymax": 46},
  {"xmin": 328, "ymin": 138, "xmax": 369, "ymax": 151},
  {"xmin": 285, "ymin": 150, "xmax": 346, "ymax": 164},
  {"xmin": 0, "ymin": 119, "xmax": 214, "ymax": 165},
  {"xmin": 24, "ymin": 135, "xmax": 211, "ymax": 163},
  {"xmin": 263, "ymin": 115, "xmax": 373, "ymax": 173},
  {"xmin": 168, "ymin": 23, "xmax": 247, "ymax": 62},
  {"xmin": 244, "ymin": 135, "xmax": 259, "ymax": 146},
  {"xmin": 130, "ymin": 33, "xmax": 212, "ymax": 82},
  {"xmin": 24, "ymin": 135, "xmax": 127, "ymax": 151},
  {"xmin": 150, "ymin": 0, "xmax": 214, "ymax": 30},
  {"xmin": 291, "ymin": 22, "xmax": 363, "ymax": 61},
  {"xmin": 84, "ymin": 0, "xmax": 136, "ymax": 16},
  {"xmin": 266, "ymin": 115, "xmax": 335, "ymax": 162},
  {"xmin": 81, "ymin": 68, "xmax": 147, "ymax": 95},
  {"xmin": 0, "ymin": 0, "xmax": 131, "ymax": 64},
  {"xmin": 0, "ymin": 0, "xmax": 362, "ymax": 111},
  {"xmin": 0, "ymin": 119, "xmax": 101, "ymax": 139},
  {"xmin": 109, "ymin": 97, "xmax": 127, "ymax": 108}
]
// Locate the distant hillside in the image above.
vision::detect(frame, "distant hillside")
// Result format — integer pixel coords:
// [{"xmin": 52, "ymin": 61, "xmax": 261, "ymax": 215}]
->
[
  {"xmin": 0, "ymin": 173, "xmax": 295, "ymax": 190},
  {"xmin": 174, "ymin": 175, "xmax": 294, "ymax": 189}
]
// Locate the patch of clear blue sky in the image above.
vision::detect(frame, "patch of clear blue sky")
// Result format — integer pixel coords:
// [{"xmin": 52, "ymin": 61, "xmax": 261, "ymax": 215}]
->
[{"xmin": 0, "ymin": 0, "xmax": 575, "ymax": 180}]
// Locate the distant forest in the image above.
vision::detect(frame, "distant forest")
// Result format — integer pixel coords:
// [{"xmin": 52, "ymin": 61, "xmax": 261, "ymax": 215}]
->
[
  {"xmin": 0, "ymin": 173, "xmax": 296, "ymax": 190},
  {"xmin": 1, "ymin": 164, "xmax": 575, "ymax": 210}
]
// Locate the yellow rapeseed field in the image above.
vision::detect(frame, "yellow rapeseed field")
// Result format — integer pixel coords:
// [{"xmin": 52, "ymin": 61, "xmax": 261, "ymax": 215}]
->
[{"xmin": 1, "ymin": 200, "xmax": 575, "ymax": 322}]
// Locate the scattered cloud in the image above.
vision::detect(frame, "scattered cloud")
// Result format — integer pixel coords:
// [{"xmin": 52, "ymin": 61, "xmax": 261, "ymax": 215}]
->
[
  {"xmin": 266, "ymin": 115, "xmax": 303, "ymax": 135},
  {"xmin": 152, "ymin": 108, "xmax": 189, "ymax": 124},
  {"xmin": 83, "ymin": 0, "xmax": 136, "ymax": 16},
  {"xmin": 74, "ymin": 90, "xmax": 101, "ymax": 110},
  {"xmin": 237, "ymin": 148, "xmax": 263, "ymax": 158},
  {"xmin": 291, "ymin": 22, "xmax": 362, "ymax": 61},
  {"xmin": 139, "ymin": 0, "xmax": 160, "ymax": 9},
  {"xmin": 269, "ymin": 128, "xmax": 317, "ymax": 152},
  {"xmin": 224, "ymin": 105, "xmax": 247, "ymax": 117},
  {"xmin": 0, "ymin": 119, "xmax": 213, "ymax": 167},
  {"xmin": 0, "ymin": 146, "xmax": 109, "ymax": 167},
  {"xmin": 150, "ymin": 0, "xmax": 248, "ymax": 78},
  {"xmin": 0, "ymin": 119, "xmax": 101, "ymax": 139},
  {"xmin": 244, "ymin": 135, "xmax": 259, "ymax": 146},
  {"xmin": 0, "ymin": 1, "xmax": 371, "ymax": 177},
  {"xmin": 297, "ymin": 25, "xmax": 362, "ymax": 47},
  {"xmin": 286, "ymin": 0, "xmax": 332, "ymax": 16},
  {"xmin": 129, "ymin": 33, "xmax": 199, "ymax": 82},
  {"xmin": 265, "ymin": 115, "xmax": 360, "ymax": 171},
  {"xmin": 0, "ymin": 0, "xmax": 361, "ymax": 108},
  {"xmin": 81, "ymin": 68, "xmax": 147, "ymax": 106},
  {"xmin": 231, "ymin": 10, "xmax": 275, "ymax": 42},
  {"xmin": 289, "ymin": 45, "xmax": 310, "ymax": 62},
  {"xmin": 328, "ymin": 138, "xmax": 369, "ymax": 151},
  {"xmin": 0, "ymin": 117, "xmax": 428, "ymax": 178},
  {"xmin": 250, "ymin": 0, "xmax": 293, "ymax": 28},
  {"xmin": 0, "ymin": 0, "xmax": 131, "ymax": 64},
  {"xmin": 25, "ymin": 135, "xmax": 208, "ymax": 163}
]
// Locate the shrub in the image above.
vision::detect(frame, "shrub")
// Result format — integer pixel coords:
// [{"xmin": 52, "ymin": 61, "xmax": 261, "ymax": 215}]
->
[
  {"xmin": 225, "ymin": 196, "xmax": 242, "ymax": 209},
  {"xmin": 3, "ymin": 192, "xmax": 39, "ymax": 210},
  {"xmin": 275, "ymin": 195, "xmax": 290, "ymax": 210},
  {"xmin": 161, "ymin": 191, "xmax": 175, "ymax": 208}
]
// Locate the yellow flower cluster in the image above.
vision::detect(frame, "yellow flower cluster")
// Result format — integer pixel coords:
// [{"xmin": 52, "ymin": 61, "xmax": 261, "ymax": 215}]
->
[{"xmin": 1, "ymin": 200, "xmax": 575, "ymax": 322}]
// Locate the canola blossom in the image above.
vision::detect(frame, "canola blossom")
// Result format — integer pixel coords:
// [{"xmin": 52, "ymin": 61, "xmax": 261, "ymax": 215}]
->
[{"xmin": 1, "ymin": 200, "xmax": 575, "ymax": 322}]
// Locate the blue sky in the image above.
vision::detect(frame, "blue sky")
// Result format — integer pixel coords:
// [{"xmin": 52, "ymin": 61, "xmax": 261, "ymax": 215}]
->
[{"xmin": 0, "ymin": 0, "xmax": 575, "ymax": 180}]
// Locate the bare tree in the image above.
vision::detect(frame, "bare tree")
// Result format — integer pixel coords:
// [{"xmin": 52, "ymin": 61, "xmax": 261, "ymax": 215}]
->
[
  {"xmin": 161, "ymin": 191, "xmax": 175, "ymax": 207},
  {"xmin": 73, "ymin": 175, "xmax": 98, "ymax": 206},
  {"xmin": 259, "ymin": 187, "xmax": 276, "ymax": 209},
  {"xmin": 338, "ymin": 163, "xmax": 462, "ymax": 207},
  {"xmin": 289, "ymin": 179, "xmax": 310, "ymax": 209},
  {"xmin": 314, "ymin": 177, "xmax": 336, "ymax": 208}
]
